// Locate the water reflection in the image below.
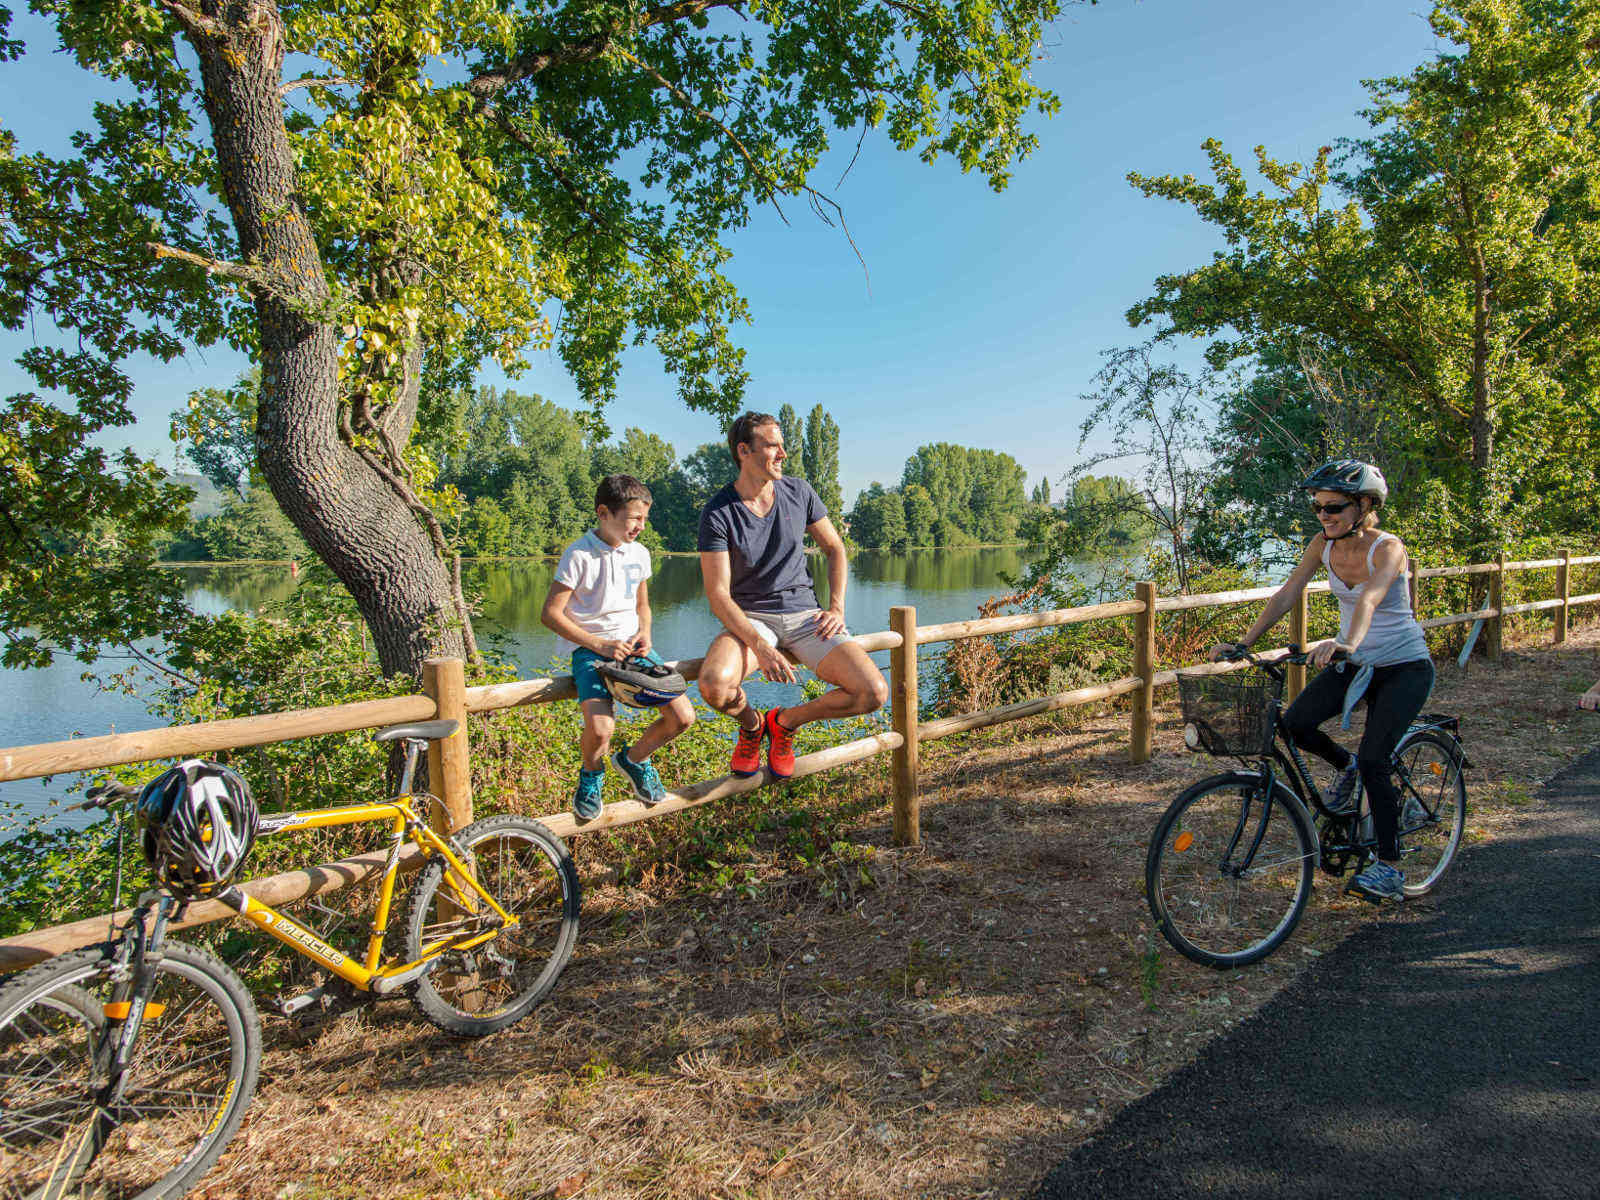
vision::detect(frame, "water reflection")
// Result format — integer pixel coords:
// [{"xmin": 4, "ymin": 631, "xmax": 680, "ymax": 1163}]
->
[{"xmin": 4, "ymin": 547, "xmax": 1064, "ymax": 816}]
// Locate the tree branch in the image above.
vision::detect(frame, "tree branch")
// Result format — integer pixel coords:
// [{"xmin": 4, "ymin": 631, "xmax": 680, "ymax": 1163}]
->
[
  {"xmin": 280, "ymin": 75, "xmax": 361, "ymax": 97},
  {"xmin": 146, "ymin": 241, "xmax": 265, "ymax": 285},
  {"xmin": 465, "ymin": 0, "xmax": 743, "ymax": 99},
  {"xmin": 156, "ymin": 0, "xmax": 227, "ymax": 41}
]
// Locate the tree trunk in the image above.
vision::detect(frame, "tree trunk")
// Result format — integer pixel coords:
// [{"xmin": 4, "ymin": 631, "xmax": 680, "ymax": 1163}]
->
[
  {"xmin": 1468, "ymin": 260, "xmax": 1500, "ymax": 554},
  {"xmin": 186, "ymin": 1, "xmax": 463, "ymax": 678}
]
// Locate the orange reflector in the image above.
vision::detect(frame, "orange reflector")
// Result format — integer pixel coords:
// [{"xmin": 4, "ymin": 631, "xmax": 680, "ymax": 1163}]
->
[
  {"xmin": 1430, "ymin": 762, "xmax": 1445, "ymax": 776},
  {"xmin": 103, "ymin": 1002, "xmax": 165, "ymax": 1021},
  {"xmin": 1174, "ymin": 832, "xmax": 1195, "ymax": 852}
]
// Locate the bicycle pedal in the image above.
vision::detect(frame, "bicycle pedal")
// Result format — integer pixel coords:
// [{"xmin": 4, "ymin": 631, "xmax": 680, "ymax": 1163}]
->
[{"xmin": 279, "ymin": 986, "xmax": 336, "ymax": 1017}]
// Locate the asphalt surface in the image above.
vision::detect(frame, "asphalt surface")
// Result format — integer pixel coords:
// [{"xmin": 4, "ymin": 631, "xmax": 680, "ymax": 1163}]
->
[{"xmin": 1032, "ymin": 745, "xmax": 1600, "ymax": 1200}]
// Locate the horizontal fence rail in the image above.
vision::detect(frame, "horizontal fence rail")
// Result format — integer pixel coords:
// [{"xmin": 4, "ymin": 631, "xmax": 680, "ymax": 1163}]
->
[{"xmin": 4, "ymin": 545, "xmax": 1596, "ymax": 968}]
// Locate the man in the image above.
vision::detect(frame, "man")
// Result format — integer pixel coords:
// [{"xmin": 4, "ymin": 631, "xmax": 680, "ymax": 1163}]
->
[{"xmin": 697, "ymin": 411, "xmax": 888, "ymax": 778}]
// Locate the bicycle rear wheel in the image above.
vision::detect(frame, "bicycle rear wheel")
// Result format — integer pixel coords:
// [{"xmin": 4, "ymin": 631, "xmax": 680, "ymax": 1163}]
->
[
  {"xmin": 0, "ymin": 941, "xmax": 259, "ymax": 1200},
  {"xmin": 1393, "ymin": 729, "xmax": 1467, "ymax": 896},
  {"xmin": 1146, "ymin": 771, "xmax": 1317, "ymax": 968},
  {"xmin": 403, "ymin": 815, "xmax": 580, "ymax": 1036}
]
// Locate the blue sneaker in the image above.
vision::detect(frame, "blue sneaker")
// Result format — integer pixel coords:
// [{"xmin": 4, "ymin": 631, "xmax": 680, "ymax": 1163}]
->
[
  {"xmin": 572, "ymin": 768, "xmax": 605, "ymax": 822},
  {"xmin": 612, "ymin": 744, "xmax": 667, "ymax": 805},
  {"xmin": 1324, "ymin": 763, "xmax": 1361, "ymax": 815},
  {"xmin": 1351, "ymin": 859, "xmax": 1405, "ymax": 902}
]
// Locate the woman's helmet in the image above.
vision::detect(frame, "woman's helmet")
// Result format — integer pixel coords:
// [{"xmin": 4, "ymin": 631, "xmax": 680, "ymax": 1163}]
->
[
  {"xmin": 137, "ymin": 760, "xmax": 259, "ymax": 897},
  {"xmin": 1299, "ymin": 459, "xmax": 1388, "ymax": 506},
  {"xmin": 594, "ymin": 656, "xmax": 688, "ymax": 709}
]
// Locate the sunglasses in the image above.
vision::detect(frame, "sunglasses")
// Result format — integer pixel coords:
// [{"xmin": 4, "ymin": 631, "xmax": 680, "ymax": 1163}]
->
[{"xmin": 1311, "ymin": 500, "xmax": 1356, "ymax": 516}]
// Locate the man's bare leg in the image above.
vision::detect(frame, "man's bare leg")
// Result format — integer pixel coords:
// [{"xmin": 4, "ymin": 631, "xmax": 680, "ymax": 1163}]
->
[
  {"xmin": 697, "ymin": 632, "xmax": 763, "ymax": 731},
  {"xmin": 774, "ymin": 641, "xmax": 888, "ymax": 730}
]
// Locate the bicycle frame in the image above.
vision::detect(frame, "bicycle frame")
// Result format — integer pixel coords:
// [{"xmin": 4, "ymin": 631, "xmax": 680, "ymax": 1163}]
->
[{"xmin": 211, "ymin": 798, "xmax": 515, "ymax": 995}]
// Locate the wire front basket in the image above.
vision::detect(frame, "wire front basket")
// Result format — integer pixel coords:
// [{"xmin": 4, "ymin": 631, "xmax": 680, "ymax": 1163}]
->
[{"xmin": 1177, "ymin": 670, "xmax": 1283, "ymax": 758}]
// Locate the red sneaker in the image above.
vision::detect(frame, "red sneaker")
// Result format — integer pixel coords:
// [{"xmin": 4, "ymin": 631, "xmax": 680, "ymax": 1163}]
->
[
  {"xmin": 765, "ymin": 707, "xmax": 796, "ymax": 779},
  {"xmin": 730, "ymin": 711, "xmax": 765, "ymax": 777}
]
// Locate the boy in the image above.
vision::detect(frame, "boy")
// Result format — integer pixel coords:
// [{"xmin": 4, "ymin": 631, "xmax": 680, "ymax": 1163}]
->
[{"xmin": 541, "ymin": 475, "xmax": 695, "ymax": 820}]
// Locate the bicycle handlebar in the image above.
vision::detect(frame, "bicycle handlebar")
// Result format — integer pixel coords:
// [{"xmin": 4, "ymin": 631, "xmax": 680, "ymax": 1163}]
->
[
  {"xmin": 69, "ymin": 782, "xmax": 142, "ymax": 812},
  {"xmin": 1217, "ymin": 643, "xmax": 1347, "ymax": 667}
]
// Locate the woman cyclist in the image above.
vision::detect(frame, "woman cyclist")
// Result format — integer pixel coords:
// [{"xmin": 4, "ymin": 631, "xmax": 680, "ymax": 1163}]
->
[{"xmin": 1209, "ymin": 460, "xmax": 1433, "ymax": 902}]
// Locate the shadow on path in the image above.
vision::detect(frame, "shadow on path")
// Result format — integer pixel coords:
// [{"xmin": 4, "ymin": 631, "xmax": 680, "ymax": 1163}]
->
[{"xmin": 1030, "ymin": 747, "xmax": 1600, "ymax": 1200}]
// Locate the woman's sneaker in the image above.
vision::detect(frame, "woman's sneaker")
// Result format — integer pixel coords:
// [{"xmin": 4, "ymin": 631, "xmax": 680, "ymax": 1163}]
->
[
  {"xmin": 1324, "ymin": 763, "xmax": 1361, "ymax": 815},
  {"xmin": 730, "ymin": 711, "xmax": 765, "ymax": 777},
  {"xmin": 1351, "ymin": 859, "xmax": 1405, "ymax": 902},
  {"xmin": 572, "ymin": 767, "xmax": 605, "ymax": 822},
  {"xmin": 612, "ymin": 744, "xmax": 667, "ymax": 805}
]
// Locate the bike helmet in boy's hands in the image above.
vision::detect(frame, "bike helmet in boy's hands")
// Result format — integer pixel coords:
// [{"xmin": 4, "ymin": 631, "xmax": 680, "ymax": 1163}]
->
[
  {"xmin": 595, "ymin": 656, "xmax": 688, "ymax": 709},
  {"xmin": 138, "ymin": 759, "xmax": 259, "ymax": 896}
]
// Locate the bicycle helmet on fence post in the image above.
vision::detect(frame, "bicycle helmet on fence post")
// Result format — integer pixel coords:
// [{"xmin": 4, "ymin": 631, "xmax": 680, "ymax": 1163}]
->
[
  {"xmin": 137, "ymin": 759, "xmax": 260, "ymax": 897},
  {"xmin": 1299, "ymin": 459, "xmax": 1389, "ymax": 506},
  {"xmin": 594, "ymin": 656, "xmax": 689, "ymax": 709}
]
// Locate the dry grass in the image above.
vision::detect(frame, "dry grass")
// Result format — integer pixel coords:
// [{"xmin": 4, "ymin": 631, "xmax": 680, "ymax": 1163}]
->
[{"xmin": 196, "ymin": 619, "xmax": 1600, "ymax": 1200}]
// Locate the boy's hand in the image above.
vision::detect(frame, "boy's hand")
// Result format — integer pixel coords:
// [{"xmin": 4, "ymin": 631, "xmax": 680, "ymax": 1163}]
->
[
  {"xmin": 632, "ymin": 632, "xmax": 652, "ymax": 657},
  {"xmin": 596, "ymin": 638, "xmax": 633, "ymax": 661},
  {"xmin": 754, "ymin": 639, "xmax": 796, "ymax": 684}
]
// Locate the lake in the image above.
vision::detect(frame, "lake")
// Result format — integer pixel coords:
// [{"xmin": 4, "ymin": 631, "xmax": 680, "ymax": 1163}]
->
[{"xmin": 1, "ymin": 547, "xmax": 1075, "ymax": 818}]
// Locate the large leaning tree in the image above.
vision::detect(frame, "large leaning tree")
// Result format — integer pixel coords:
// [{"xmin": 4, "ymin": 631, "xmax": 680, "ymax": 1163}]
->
[
  {"xmin": 2, "ymin": 0, "xmax": 1080, "ymax": 679},
  {"xmin": 1126, "ymin": 0, "xmax": 1600, "ymax": 553}
]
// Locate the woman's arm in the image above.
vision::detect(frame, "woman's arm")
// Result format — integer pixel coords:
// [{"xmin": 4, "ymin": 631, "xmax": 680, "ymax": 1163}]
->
[{"xmin": 1210, "ymin": 536, "xmax": 1326, "ymax": 659}]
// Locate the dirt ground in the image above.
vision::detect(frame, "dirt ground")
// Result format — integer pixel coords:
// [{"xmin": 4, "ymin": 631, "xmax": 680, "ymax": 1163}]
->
[{"xmin": 198, "ymin": 621, "xmax": 1600, "ymax": 1200}]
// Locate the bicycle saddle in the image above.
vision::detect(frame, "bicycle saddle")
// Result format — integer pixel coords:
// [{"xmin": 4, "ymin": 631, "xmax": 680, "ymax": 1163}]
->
[{"xmin": 373, "ymin": 719, "xmax": 461, "ymax": 743}]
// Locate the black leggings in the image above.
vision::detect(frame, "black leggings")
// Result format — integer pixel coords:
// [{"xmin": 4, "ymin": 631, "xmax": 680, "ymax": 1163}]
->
[{"xmin": 1281, "ymin": 658, "xmax": 1434, "ymax": 863}]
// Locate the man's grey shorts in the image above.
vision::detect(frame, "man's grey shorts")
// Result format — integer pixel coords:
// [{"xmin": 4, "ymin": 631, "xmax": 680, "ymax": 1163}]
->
[{"xmin": 742, "ymin": 609, "xmax": 851, "ymax": 671}]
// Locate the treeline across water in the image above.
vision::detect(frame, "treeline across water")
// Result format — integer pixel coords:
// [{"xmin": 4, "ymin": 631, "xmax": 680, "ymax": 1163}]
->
[{"xmin": 165, "ymin": 384, "xmax": 1057, "ymax": 559}]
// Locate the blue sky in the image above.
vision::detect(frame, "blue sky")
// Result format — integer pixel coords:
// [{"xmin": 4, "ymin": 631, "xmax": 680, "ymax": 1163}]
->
[{"xmin": 1, "ymin": 1, "xmax": 1445, "ymax": 507}]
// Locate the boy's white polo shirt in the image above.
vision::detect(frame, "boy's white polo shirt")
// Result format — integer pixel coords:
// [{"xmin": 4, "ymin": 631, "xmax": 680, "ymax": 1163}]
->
[{"xmin": 551, "ymin": 530, "xmax": 652, "ymax": 655}]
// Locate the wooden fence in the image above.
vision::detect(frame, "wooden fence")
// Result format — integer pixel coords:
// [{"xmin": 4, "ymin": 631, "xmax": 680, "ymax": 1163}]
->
[{"xmin": 3, "ymin": 549, "xmax": 1596, "ymax": 969}]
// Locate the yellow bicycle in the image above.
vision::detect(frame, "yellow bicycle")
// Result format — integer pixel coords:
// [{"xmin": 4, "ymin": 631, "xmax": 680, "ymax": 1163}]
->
[{"xmin": 0, "ymin": 718, "xmax": 579, "ymax": 1199}]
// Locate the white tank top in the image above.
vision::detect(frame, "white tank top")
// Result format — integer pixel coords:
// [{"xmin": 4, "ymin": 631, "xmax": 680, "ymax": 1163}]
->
[{"xmin": 1321, "ymin": 531, "xmax": 1430, "ymax": 667}]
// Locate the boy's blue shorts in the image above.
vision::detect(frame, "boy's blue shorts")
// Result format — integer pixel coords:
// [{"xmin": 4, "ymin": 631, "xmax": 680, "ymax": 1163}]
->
[{"xmin": 571, "ymin": 647, "xmax": 667, "ymax": 705}]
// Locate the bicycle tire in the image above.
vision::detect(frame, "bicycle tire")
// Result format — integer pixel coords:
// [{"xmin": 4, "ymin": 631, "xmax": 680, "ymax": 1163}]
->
[
  {"xmin": 1146, "ymin": 771, "xmax": 1317, "ymax": 968},
  {"xmin": 402, "ymin": 814, "xmax": 580, "ymax": 1036},
  {"xmin": 1392, "ymin": 729, "xmax": 1467, "ymax": 896},
  {"xmin": 0, "ymin": 940, "xmax": 260, "ymax": 1200}
]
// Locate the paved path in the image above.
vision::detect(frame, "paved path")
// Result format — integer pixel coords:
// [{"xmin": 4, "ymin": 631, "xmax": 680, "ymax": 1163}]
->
[{"xmin": 1032, "ymin": 746, "xmax": 1600, "ymax": 1200}]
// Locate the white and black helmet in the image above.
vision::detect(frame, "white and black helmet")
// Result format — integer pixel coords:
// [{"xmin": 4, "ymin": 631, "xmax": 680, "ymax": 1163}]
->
[
  {"xmin": 137, "ymin": 759, "xmax": 259, "ymax": 897},
  {"xmin": 1300, "ymin": 459, "xmax": 1388, "ymax": 506},
  {"xmin": 594, "ymin": 656, "xmax": 688, "ymax": 709}
]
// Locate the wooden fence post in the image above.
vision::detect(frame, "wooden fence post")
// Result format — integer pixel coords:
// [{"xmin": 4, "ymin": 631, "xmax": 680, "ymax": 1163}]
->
[
  {"xmin": 1556, "ymin": 549, "xmax": 1571, "ymax": 644},
  {"xmin": 890, "ymin": 606, "xmax": 920, "ymax": 847},
  {"xmin": 1487, "ymin": 552, "xmax": 1505, "ymax": 663},
  {"xmin": 422, "ymin": 657, "xmax": 473, "ymax": 835},
  {"xmin": 1288, "ymin": 589, "xmax": 1308, "ymax": 701},
  {"xmin": 1131, "ymin": 582, "xmax": 1157, "ymax": 764}
]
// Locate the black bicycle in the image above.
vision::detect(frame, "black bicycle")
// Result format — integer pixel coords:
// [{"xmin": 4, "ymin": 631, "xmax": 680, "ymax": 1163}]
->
[{"xmin": 1145, "ymin": 645, "xmax": 1469, "ymax": 968}]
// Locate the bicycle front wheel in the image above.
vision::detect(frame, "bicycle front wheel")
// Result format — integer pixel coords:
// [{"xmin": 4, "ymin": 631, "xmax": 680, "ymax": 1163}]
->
[
  {"xmin": 1146, "ymin": 772, "xmax": 1317, "ymax": 968},
  {"xmin": 0, "ymin": 941, "xmax": 260, "ymax": 1200},
  {"xmin": 1393, "ymin": 729, "xmax": 1467, "ymax": 896},
  {"xmin": 403, "ymin": 814, "xmax": 581, "ymax": 1036}
]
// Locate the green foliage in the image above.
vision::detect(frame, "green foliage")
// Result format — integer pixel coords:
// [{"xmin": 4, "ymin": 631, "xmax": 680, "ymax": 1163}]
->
[
  {"xmin": 1073, "ymin": 345, "xmax": 1209, "ymax": 588},
  {"xmin": 802, "ymin": 405, "xmax": 843, "ymax": 519},
  {"xmin": 850, "ymin": 442, "xmax": 1030, "ymax": 547},
  {"xmin": 848, "ymin": 483, "xmax": 907, "ymax": 549},
  {"xmin": 778, "ymin": 404, "xmax": 806, "ymax": 481},
  {"xmin": 1127, "ymin": 0, "xmax": 1600, "ymax": 553},
  {"xmin": 0, "ymin": 392, "xmax": 194, "ymax": 668},
  {"xmin": 171, "ymin": 372, "xmax": 260, "ymax": 499},
  {"xmin": 171, "ymin": 487, "xmax": 311, "ymax": 562}
]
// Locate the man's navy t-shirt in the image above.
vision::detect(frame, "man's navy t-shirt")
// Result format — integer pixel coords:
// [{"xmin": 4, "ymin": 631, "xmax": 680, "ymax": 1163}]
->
[{"xmin": 697, "ymin": 477, "xmax": 826, "ymax": 613}]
